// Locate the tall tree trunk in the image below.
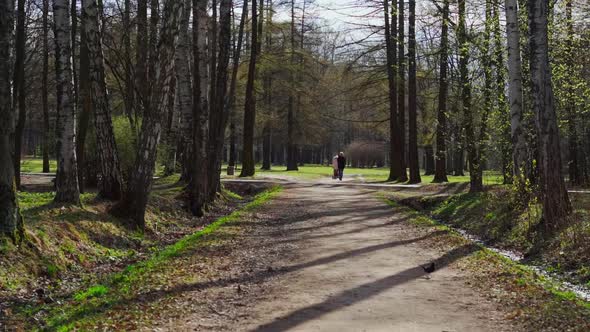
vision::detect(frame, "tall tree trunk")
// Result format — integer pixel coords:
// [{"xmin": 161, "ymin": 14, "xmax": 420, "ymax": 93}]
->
[
  {"xmin": 261, "ymin": 0, "xmax": 272, "ymax": 171},
  {"xmin": 206, "ymin": 0, "xmax": 233, "ymax": 201},
  {"xmin": 189, "ymin": 0, "xmax": 210, "ymax": 216},
  {"xmin": 148, "ymin": 0, "xmax": 160, "ymax": 90},
  {"xmin": 397, "ymin": 0, "xmax": 408, "ymax": 182},
  {"xmin": 77, "ymin": 22, "xmax": 92, "ymax": 193},
  {"xmin": 564, "ymin": 0, "xmax": 579, "ymax": 186},
  {"xmin": 505, "ymin": 0, "xmax": 528, "ymax": 180},
  {"xmin": 0, "ymin": 0, "xmax": 24, "ymax": 242},
  {"xmin": 240, "ymin": 0, "xmax": 258, "ymax": 177},
  {"xmin": 408, "ymin": 0, "xmax": 420, "ymax": 183},
  {"xmin": 384, "ymin": 0, "xmax": 402, "ymax": 181},
  {"xmin": 136, "ymin": 0, "xmax": 148, "ymax": 120},
  {"xmin": 458, "ymin": 0, "xmax": 479, "ymax": 192},
  {"xmin": 528, "ymin": 0, "xmax": 571, "ymax": 231},
  {"xmin": 286, "ymin": 0, "xmax": 298, "ymax": 171},
  {"xmin": 123, "ymin": 0, "xmax": 135, "ymax": 129},
  {"xmin": 71, "ymin": 0, "xmax": 79, "ymax": 116},
  {"xmin": 82, "ymin": 0, "xmax": 124, "ymax": 200},
  {"xmin": 176, "ymin": 0, "xmax": 193, "ymax": 182},
  {"xmin": 115, "ymin": 0, "xmax": 184, "ymax": 229},
  {"xmin": 42, "ymin": 0, "xmax": 51, "ymax": 173},
  {"xmin": 433, "ymin": 0, "xmax": 449, "ymax": 183},
  {"xmin": 53, "ymin": 0, "xmax": 81, "ymax": 204},
  {"xmin": 227, "ymin": 0, "xmax": 248, "ymax": 172},
  {"xmin": 13, "ymin": 0, "xmax": 26, "ymax": 188}
]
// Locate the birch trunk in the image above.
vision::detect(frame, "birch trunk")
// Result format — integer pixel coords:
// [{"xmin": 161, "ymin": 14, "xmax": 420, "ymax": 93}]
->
[
  {"xmin": 286, "ymin": 0, "xmax": 298, "ymax": 171},
  {"xmin": 0, "ymin": 0, "xmax": 24, "ymax": 242},
  {"xmin": 505, "ymin": 0, "xmax": 528, "ymax": 179},
  {"xmin": 82, "ymin": 0, "xmax": 123, "ymax": 200},
  {"xmin": 190, "ymin": 0, "xmax": 210, "ymax": 216},
  {"xmin": 136, "ymin": 0, "xmax": 148, "ymax": 119},
  {"xmin": 528, "ymin": 0, "xmax": 571, "ymax": 231},
  {"xmin": 408, "ymin": 0, "xmax": 420, "ymax": 183},
  {"xmin": 53, "ymin": 0, "xmax": 81, "ymax": 204},
  {"xmin": 433, "ymin": 0, "xmax": 449, "ymax": 183},
  {"xmin": 115, "ymin": 0, "xmax": 184, "ymax": 229}
]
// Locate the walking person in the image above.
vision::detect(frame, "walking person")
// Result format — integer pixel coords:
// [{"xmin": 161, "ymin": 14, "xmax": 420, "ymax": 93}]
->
[{"xmin": 337, "ymin": 152, "xmax": 346, "ymax": 181}]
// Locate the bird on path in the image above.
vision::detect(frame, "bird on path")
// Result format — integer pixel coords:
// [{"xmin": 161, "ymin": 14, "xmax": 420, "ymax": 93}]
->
[{"xmin": 421, "ymin": 262, "xmax": 435, "ymax": 273}]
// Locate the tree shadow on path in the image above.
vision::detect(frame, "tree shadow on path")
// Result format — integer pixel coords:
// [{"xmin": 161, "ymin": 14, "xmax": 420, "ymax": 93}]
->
[{"xmin": 251, "ymin": 243, "xmax": 480, "ymax": 332}]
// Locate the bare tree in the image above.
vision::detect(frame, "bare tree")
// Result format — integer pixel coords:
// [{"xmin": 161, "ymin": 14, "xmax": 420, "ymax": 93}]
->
[{"xmin": 407, "ymin": 0, "xmax": 420, "ymax": 183}]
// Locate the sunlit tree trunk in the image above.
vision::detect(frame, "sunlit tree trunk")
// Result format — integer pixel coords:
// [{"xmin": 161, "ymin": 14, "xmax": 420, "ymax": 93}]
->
[
  {"xmin": 0, "ymin": 0, "xmax": 24, "ymax": 243},
  {"xmin": 82, "ymin": 0, "xmax": 124, "ymax": 200},
  {"xmin": 408, "ymin": 0, "xmax": 420, "ymax": 184},
  {"xmin": 115, "ymin": 0, "xmax": 184, "ymax": 228},
  {"xmin": 77, "ymin": 19, "xmax": 92, "ymax": 193},
  {"xmin": 433, "ymin": 0, "xmax": 449, "ymax": 183},
  {"xmin": 261, "ymin": 0, "xmax": 272, "ymax": 171},
  {"xmin": 53, "ymin": 0, "xmax": 81, "ymax": 204},
  {"xmin": 564, "ymin": 0, "xmax": 579, "ymax": 186},
  {"xmin": 397, "ymin": 0, "xmax": 408, "ymax": 182},
  {"xmin": 505, "ymin": 0, "xmax": 528, "ymax": 180},
  {"xmin": 240, "ymin": 0, "xmax": 258, "ymax": 177},
  {"xmin": 528, "ymin": 0, "xmax": 571, "ymax": 231},
  {"xmin": 123, "ymin": 0, "xmax": 135, "ymax": 129}
]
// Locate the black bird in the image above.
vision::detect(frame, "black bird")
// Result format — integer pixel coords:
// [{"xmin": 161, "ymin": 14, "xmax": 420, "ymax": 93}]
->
[{"xmin": 421, "ymin": 262, "xmax": 435, "ymax": 273}]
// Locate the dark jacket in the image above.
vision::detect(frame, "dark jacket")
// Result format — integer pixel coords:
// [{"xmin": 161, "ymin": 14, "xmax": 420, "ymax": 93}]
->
[{"xmin": 337, "ymin": 156, "xmax": 346, "ymax": 169}]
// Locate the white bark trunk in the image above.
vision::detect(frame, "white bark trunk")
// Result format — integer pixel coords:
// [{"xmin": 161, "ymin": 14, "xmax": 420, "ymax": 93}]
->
[
  {"xmin": 82, "ymin": 0, "xmax": 123, "ymax": 200},
  {"xmin": 505, "ymin": 0, "xmax": 527, "ymax": 178},
  {"xmin": 53, "ymin": 0, "xmax": 81, "ymax": 204}
]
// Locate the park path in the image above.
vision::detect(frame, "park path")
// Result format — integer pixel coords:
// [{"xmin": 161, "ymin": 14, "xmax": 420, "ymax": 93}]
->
[{"xmin": 170, "ymin": 180, "xmax": 512, "ymax": 332}]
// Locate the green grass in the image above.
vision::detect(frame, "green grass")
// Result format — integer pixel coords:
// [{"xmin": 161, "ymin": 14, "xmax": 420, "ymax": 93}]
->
[
  {"xmin": 225, "ymin": 164, "xmax": 503, "ymax": 184},
  {"xmin": 20, "ymin": 158, "xmax": 57, "ymax": 173},
  {"xmin": 33, "ymin": 186, "xmax": 282, "ymax": 331}
]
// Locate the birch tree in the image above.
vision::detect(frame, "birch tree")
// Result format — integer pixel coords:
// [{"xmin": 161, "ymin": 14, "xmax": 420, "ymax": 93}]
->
[
  {"xmin": 176, "ymin": 0, "xmax": 193, "ymax": 182},
  {"xmin": 115, "ymin": 0, "xmax": 184, "ymax": 228},
  {"xmin": 407, "ymin": 0, "xmax": 420, "ymax": 184},
  {"xmin": 53, "ymin": 0, "xmax": 81, "ymax": 204},
  {"xmin": 82, "ymin": 0, "xmax": 124, "ymax": 200},
  {"xmin": 433, "ymin": 0, "xmax": 449, "ymax": 183}
]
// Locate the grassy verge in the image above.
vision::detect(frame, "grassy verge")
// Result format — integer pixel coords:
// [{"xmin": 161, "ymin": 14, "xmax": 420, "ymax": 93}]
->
[
  {"xmin": 379, "ymin": 194, "xmax": 590, "ymax": 330},
  {"xmin": 17, "ymin": 186, "xmax": 281, "ymax": 331},
  {"xmin": 384, "ymin": 188, "xmax": 590, "ymax": 286}
]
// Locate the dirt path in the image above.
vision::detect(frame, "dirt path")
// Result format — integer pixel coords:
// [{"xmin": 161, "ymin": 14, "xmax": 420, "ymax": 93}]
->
[{"xmin": 169, "ymin": 181, "xmax": 512, "ymax": 331}]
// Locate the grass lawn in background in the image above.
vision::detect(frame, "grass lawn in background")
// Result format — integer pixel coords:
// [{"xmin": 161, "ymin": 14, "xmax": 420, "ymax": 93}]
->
[
  {"xmin": 224, "ymin": 164, "xmax": 504, "ymax": 185},
  {"xmin": 20, "ymin": 157, "xmax": 57, "ymax": 173}
]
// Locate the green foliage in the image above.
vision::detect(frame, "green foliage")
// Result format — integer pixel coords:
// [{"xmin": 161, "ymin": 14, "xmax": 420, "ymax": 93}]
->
[{"xmin": 74, "ymin": 285, "xmax": 109, "ymax": 301}]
